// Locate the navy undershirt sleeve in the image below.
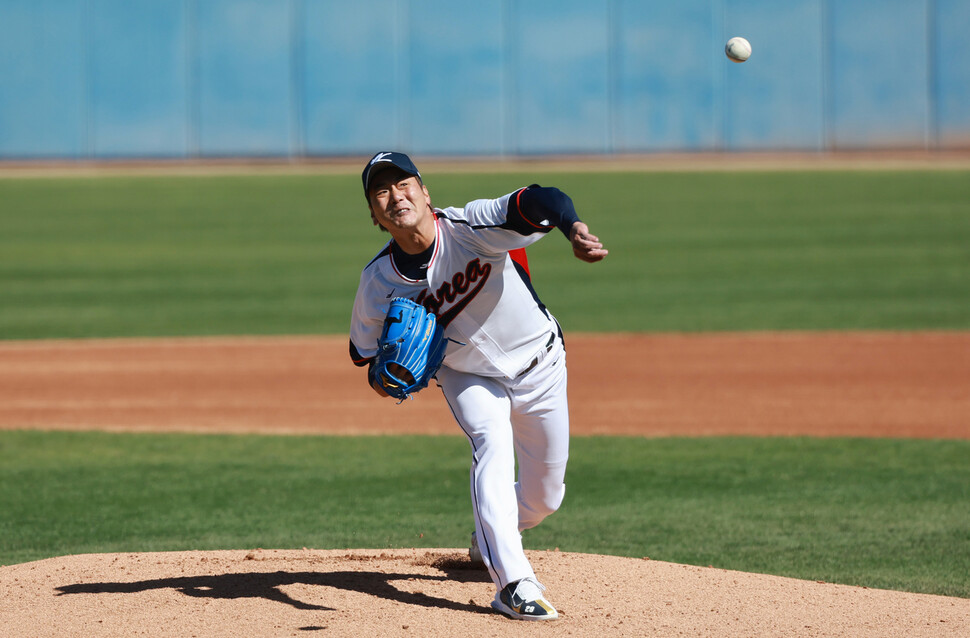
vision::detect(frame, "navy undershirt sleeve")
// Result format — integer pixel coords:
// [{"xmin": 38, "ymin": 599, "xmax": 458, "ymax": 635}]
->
[{"xmin": 504, "ymin": 185, "xmax": 581, "ymax": 238}]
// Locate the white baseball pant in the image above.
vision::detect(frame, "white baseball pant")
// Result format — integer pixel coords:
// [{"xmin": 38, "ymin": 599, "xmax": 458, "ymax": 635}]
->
[{"xmin": 436, "ymin": 333, "xmax": 569, "ymax": 591}]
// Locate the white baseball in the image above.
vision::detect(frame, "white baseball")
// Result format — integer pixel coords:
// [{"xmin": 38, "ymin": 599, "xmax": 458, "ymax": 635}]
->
[{"xmin": 725, "ymin": 36, "xmax": 752, "ymax": 63}]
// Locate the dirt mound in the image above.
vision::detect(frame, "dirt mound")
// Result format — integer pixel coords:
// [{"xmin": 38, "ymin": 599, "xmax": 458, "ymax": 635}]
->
[{"xmin": 2, "ymin": 549, "xmax": 967, "ymax": 637}]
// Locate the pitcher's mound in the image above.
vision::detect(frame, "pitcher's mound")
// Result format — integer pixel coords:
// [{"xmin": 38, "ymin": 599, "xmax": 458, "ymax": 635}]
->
[{"xmin": 2, "ymin": 549, "xmax": 967, "ymax": 637}]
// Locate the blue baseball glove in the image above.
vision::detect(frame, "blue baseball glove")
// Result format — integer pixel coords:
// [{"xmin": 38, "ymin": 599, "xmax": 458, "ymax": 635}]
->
[{"xmin": 372, "ymin": 298, "xmax": 446, "ymax": 402}]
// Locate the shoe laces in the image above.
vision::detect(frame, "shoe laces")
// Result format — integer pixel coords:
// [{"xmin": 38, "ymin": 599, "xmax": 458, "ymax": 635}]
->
[{"xmin": 512, "ymin": 577, "xmax": 546, "ymax": 602}]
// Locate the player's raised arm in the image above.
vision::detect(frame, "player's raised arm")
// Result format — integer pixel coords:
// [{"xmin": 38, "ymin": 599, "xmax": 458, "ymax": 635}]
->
[{"xmin": 513, "ymin": 186, "xmax": 608, "ymax": 263}]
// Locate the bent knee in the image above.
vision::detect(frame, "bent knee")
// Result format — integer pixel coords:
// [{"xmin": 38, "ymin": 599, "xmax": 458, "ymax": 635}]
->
[
  {"xmin": 518, "ymin": 482, "xmax": 566, "ymax": 529},
  {"xmin": 540, "ymin": 482, "xmax": 566, "ymax": 514}
]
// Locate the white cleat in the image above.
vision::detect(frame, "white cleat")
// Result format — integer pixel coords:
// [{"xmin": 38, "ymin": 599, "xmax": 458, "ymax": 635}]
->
[{"xmin": 491, "ymin": 577, "xmax": 559, "ymax": 621}]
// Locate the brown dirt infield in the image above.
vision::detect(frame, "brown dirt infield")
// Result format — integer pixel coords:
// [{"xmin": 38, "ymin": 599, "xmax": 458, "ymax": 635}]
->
[
  {"xmin": 1, "ymin": 332, "xmax": 968, "ymax": 636},
  {"xmin": 1, "ymin": 332, "xmax": 967, "ymax": 438}
]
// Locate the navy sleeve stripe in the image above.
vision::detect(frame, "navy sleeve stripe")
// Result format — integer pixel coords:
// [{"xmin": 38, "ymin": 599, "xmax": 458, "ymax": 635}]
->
[{"xmin": 437, "ymin": 209, "xmax": 514, "ymax": 233}]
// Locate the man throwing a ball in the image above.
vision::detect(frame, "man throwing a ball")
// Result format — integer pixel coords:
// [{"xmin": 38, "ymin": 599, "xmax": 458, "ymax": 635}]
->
[{"xmin": 349, "ymin": 152, "xmax": 607, "ymax": 620}]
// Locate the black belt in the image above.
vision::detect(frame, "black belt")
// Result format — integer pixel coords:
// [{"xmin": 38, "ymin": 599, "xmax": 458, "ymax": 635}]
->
[{"xmin": 517, "ymin": 332, "xmax": 556, "ymax": 378}]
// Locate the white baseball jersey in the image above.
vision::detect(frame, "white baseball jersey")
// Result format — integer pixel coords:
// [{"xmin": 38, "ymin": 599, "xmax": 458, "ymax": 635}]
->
[{"xmin": 350, "ymin": 189, "xmax": 559, "ymax": 378}]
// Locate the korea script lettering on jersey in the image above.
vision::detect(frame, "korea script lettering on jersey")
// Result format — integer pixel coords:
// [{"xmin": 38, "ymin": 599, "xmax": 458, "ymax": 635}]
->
[{"xmin": 350, "ymin": 190, "xmax": 557, "ymax": 379}]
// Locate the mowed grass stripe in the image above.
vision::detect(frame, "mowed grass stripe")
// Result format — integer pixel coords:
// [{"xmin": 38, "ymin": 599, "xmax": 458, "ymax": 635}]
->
[
  {"xmin": 1, "ymin": 170, "xmax": 968, "ymax": 338},
  {"xmin": 1, "ymin": 431, "xmax": 967, "ymax": 598}
]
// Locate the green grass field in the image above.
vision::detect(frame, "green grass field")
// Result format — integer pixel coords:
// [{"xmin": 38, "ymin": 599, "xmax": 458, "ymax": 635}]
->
[
  {"xmin": 1, "ymin": 169, "xmax": 968, "ymax": 338},
  {"xmin": 1, "ymin": 168, "xmax": 968, "ymax": 598},
  {"xmin": 2, "ymin": 431, "xmax": 968, "ymax": 598}
]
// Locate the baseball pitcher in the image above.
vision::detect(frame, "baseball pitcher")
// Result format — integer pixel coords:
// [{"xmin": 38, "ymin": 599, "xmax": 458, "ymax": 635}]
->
[{"xmin": 349, "ymin": 151, "xmax": 608, "ymax": 621}]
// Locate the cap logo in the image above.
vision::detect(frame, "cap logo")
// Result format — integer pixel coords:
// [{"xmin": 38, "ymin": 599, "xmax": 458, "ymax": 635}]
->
[{"xmin": 370, "ymin": 152, "xmax": 393, "ymax": 166}]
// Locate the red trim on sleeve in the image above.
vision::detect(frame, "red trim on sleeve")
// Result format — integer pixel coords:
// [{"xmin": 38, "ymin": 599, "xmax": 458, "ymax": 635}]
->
[{"xmin": 515, "ymin": 188, "xmax": 546, "ymax": 230}]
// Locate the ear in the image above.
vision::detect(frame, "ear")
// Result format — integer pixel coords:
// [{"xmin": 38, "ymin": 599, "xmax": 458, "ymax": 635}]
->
[{"xmin": 368, "ymin": 202, "xmax": 389, "ymax": 232}]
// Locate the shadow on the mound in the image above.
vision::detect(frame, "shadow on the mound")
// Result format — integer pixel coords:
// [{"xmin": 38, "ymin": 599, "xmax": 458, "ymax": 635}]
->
[{"xmin": 56, "ymin": 557, "xmax": 492, "ymax": 615}]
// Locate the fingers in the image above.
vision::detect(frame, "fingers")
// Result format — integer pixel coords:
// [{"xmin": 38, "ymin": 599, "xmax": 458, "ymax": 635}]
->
[
  {"xmin": 574, "ymin": 245, "xmax": 609, "ymax": 262},
  {"xmin": 570, "ymin": 222, "xmax": 609, "ymax": 263}
]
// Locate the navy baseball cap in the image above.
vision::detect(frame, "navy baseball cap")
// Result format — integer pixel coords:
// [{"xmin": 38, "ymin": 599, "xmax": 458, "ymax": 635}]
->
[{"xmin": 362, "ymin": 151, "xmax": 421, "ymax": 197}]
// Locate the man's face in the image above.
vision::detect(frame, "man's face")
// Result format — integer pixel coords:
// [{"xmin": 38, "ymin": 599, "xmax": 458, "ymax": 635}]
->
[{"xmin": 367, "ymin": 167, "xmax": 432, "ymax": 233}]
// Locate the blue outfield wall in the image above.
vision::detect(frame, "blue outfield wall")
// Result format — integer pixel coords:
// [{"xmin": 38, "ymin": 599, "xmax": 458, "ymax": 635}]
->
[{"xmin": 0, "ymin": 0, "xmax": 968, "ymax": 160}]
